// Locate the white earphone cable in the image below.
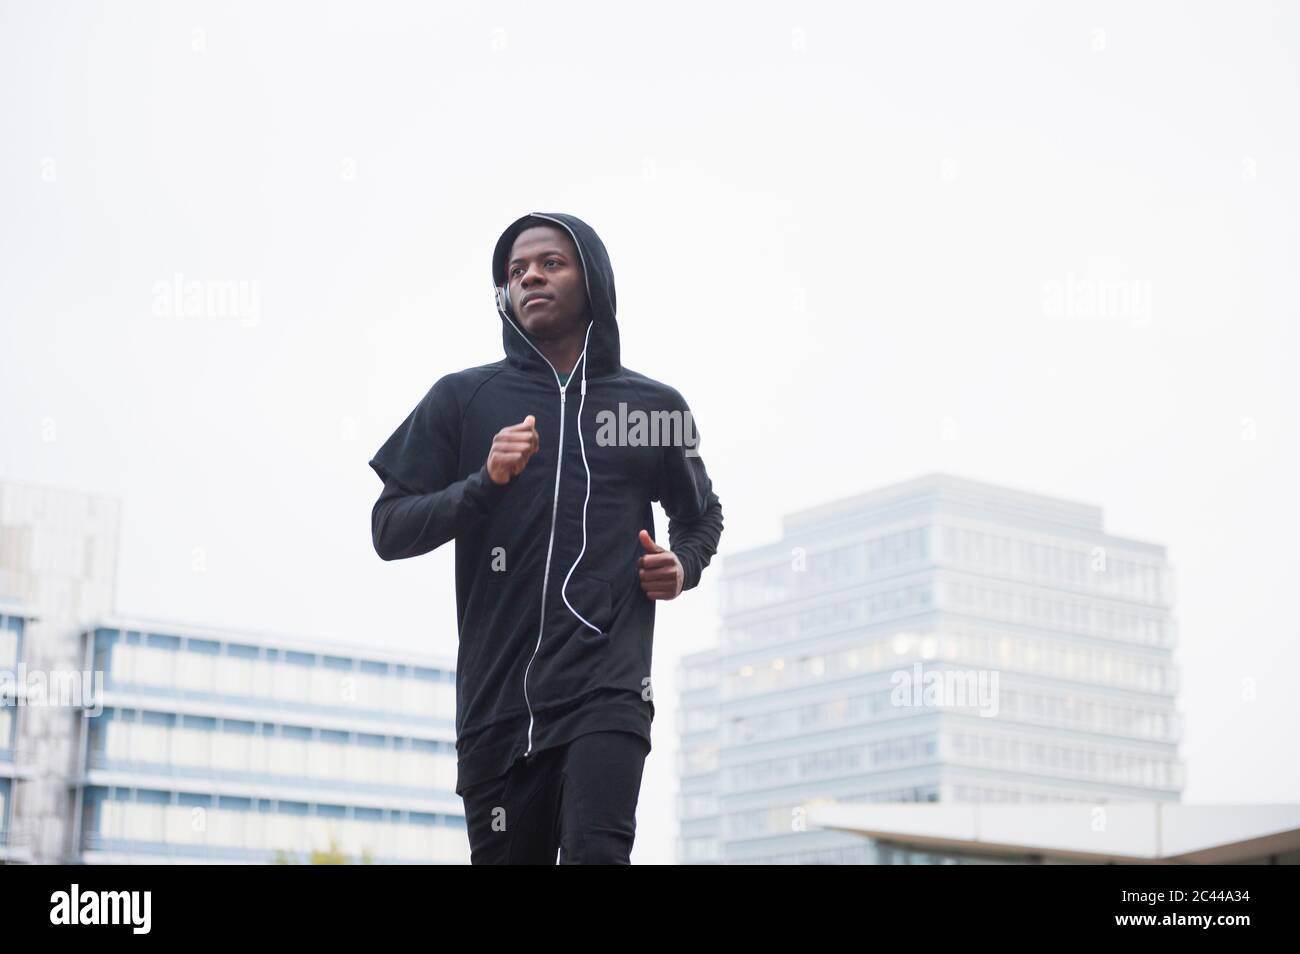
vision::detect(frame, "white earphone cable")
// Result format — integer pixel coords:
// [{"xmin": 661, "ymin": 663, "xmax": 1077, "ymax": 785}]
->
[{"xmin": 560, "ymin": 319, "xmax": 602, "ymax": 635}]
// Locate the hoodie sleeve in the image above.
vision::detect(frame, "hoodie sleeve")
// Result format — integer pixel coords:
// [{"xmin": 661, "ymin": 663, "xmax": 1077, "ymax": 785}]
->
[
  {"xmin": 369, "ymin": 376, "xmax": 510, "ymax": 561},
  {"xmin": 655, "ymin": 394, "xmax": 724, "ymax": 592}
]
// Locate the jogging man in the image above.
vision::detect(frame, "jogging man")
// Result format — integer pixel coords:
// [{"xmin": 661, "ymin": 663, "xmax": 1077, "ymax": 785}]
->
[{"xmin": 369, "ymin": 212, "xmax": 724, "ymax": 863}]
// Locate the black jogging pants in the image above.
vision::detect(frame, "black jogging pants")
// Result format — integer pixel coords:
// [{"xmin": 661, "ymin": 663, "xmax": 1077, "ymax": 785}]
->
[{"xmin": 460, "ymin": 729, "xmax": 650, "ymax": 865}]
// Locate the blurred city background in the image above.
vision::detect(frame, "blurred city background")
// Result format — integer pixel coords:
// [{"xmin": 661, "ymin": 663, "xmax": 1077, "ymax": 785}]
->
[{"xmin": 2, "ymin": 1, "xmax": 1297, "ymax": 863}]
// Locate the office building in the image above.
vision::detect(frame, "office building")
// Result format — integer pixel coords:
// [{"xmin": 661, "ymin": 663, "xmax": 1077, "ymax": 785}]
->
[
  {"xmin": 76, "ymin": 616, "xmax": 467, "ymax": 864},
  {"xmin": 0, "ymin": 480, "xmax": 120, "ymax": 862},
  {"xmin": 678, "ymin": 473, "xmax": 1183, "ymax": 864}
]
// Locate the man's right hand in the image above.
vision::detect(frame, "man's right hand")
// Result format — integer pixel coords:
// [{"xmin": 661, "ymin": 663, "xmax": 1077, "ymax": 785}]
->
[{"xmin": 487, "ymin": 414, "xmax": 540, "ymax": 485}]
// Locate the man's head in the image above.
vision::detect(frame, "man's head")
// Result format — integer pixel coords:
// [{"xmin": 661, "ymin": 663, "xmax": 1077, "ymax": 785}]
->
[{"xmin": 507, "ymin": 222, "xmax": 590, "ymax": 340}]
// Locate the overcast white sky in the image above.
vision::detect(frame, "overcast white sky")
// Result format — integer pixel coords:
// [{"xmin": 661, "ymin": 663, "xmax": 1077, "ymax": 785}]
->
[{"xmin": 2, "ymin": 0, "xmax": 1297, "ymax": 864}]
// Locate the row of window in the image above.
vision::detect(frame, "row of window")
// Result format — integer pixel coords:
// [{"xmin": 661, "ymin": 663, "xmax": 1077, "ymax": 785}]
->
[
  {"xmin": 90, "ymin": 720, "xmax": 456, "ymax": 790},
  {"xmin": 721, "ymin": 522, "xmax": 1168, "ymax": 618},
  {"xmin": 95, "ymin": 629, "xmax": 451, "ymax": 679},
  {"xmin": 941, "ymin": 580, "xmax": 1170, "ymax": 646},
  {"xmin": 721, "ymin": 527, "xmax": 930, "ymax": 612},
  {"xmin": 725, "ymin": 732, "xmax": 938, "ymax": 792},
  {"xmin": 874, "ymin": 845, "xmax": 1000, "ymax": 865},
  {"xmin": 100, "ymin": 643, "xmax": 454, "ymax": 719},
  {"xmin": 717, "ymin": 727, "xmax": 1181, "ymax": 794},
  {"xmin": 951, "ymin": 784, "xmax": 1096, "ymax": 804},
  {"xmin": 93, "ymin": 706, "xmax": 455, "ymax": 750},
  {"xmin": 721, "ymin": 682, "xmax": 1179, "ymax": 746},
  {"xmin": 678, "ymin": 837, "xmax": 722, "ymax": 862},
  {"xmin": 85, "ymin": 801, "xmax": 467, "ymax": 862},
  {"xmin": 941, "ymin": 625, "xmax": 1175, "ymax": 691},
  {"xmin": 725, "ymin": 584, "xmax": 934, "ymax": 651},
  {"xmin": 721, "ymin": 627, "xmax": 1177, "ymax": 700},
  {"xmin": 940, "ymin": 526, "xmax": 1165, "ymax": 603},
  {"xmin": 680, "ymin": 707, "xmax": 719, "ymax": 733},
  {"xmin": 678, "ymin": 663, "xmax": 719, "ymax": 693},
  {"xmin": 680, "ymin": 742, "xmax": 719, "ymax": 776},
  {"xmin": 678, "ymin": 793, "xmax": 719, "ymax": 819},
  {"xmin": 732, "ymin": 845, "xmax": 873, "ymax": 865},
  {"xmin": 725, "ymin": 783, "xmax": 940, "ymax": 838},
  {"xmin": 723, "ymin": 575, "xmax": 1169, "ymax": 655},
  {"xmin": 947, "ymin": 731, "xmax": 1182, "ymax": 789},
  {"xmin": 726, "ymin": 804, "xmax": 815, "ymax": 839}
]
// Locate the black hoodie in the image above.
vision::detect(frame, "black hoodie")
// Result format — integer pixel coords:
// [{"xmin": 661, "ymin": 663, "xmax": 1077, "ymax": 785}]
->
[{"xmin": 369, "ymin": 212, "xmax": 724, "ymax": 796}]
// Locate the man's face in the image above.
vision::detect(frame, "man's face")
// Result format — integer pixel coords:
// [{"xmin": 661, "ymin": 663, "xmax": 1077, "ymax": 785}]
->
[{"xmin": 507, "ymin": 224, "xmax": 589, "ymax": 339}]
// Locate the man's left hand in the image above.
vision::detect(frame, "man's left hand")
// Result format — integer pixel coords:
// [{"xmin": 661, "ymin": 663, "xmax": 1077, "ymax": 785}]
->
[{"xmin": 638, "ymin": 530, "xmax": 683, "ymax": 600}]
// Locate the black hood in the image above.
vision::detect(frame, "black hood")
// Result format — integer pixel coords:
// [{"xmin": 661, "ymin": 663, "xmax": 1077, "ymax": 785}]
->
[{"xmin": 491, "ymin": 212, "xmax": 622, "ymax": 380}]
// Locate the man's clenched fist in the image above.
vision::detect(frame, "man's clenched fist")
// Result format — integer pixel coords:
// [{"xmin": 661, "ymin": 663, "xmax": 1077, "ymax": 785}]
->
[
  {"xmin": 487, "ymin": 415, "xmax": 540, "ymax": 485},
  {"xmin": 638, "ymin": 529, "xmax": 684, "ymax": 600}
]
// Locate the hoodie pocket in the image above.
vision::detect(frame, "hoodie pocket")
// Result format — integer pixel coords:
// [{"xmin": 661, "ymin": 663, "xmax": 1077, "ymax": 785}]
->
[{"xmin": 561, "ymin": 572, "xmax": 613, "ymax": 638}]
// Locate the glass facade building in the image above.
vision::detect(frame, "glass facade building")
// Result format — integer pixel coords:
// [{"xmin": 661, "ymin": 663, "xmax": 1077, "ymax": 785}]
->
[
  {"xmin": 678, "ymin": 474, "xmax": 1183, "ymax": 864},
  {"xmin": 76, "ymin": 619, "xmax": 469, "ymax": 864}
]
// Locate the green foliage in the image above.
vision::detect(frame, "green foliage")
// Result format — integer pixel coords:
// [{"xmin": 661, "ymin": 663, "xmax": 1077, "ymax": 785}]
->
[{"xmin": 270, "ymin": 837, "xmax": 374, "ymax": 864}]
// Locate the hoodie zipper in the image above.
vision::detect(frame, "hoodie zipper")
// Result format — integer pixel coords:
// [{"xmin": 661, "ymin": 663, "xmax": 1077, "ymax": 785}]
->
[
  {"xmin": 522, "ymin": 376, "xmax": 566, "ymax": 758},
  {"xmin": 493, "ymin": 319, "xmax": 568, "ymax": 759},
  {"xmin": 504, "ymin": 213, "xmax": 595, "ymax": 760}
]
